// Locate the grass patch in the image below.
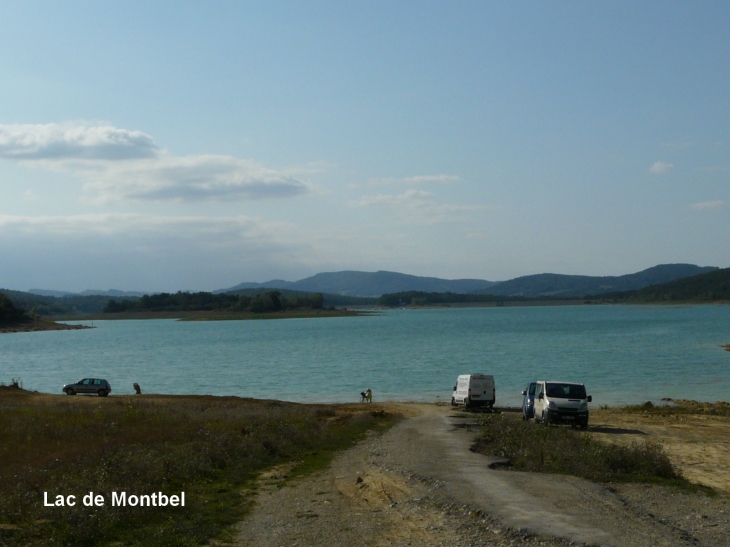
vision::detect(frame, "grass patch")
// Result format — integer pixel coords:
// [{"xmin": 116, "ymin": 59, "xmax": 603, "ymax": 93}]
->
[
  {"xmin": 0, "ymin": 389, "xmax": 396, "ymax": 546},
  {"xmin": 472, "ymin": 413, "xmax": 688, "ymax": 486},
  {"xmin": 617, "ymin": 399, "xmax": 730, "ymax": 417}
]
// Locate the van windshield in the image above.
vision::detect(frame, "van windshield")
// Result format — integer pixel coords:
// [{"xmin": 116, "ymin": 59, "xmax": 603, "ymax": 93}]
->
[{"xmin": 545, "ymin": 383, "xmax": 586, "ymax": 399}]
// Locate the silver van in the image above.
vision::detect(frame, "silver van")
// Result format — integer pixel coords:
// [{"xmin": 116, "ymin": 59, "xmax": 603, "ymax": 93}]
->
[{"xmin": 533, "ymin": 380, "xmax": 591, "ymax": 429}]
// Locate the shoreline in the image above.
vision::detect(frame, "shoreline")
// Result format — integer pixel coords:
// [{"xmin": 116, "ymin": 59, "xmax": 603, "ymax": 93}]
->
[
  {"xmin": 45, "ymin": 308, "xmax": 370, "ymax": 322},
  {"xmin": 0, "ymin": 319, "xmax": 92, "ymax": 334}
]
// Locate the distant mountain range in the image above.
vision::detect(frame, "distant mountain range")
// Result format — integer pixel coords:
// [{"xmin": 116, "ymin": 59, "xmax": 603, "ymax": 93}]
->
[
  {"xmin": 218, "ymin": 264, "xmax": 718, "ymax": 298},
  {"xmin": 217, "ymin": 270, "xmax": 497, "ymax": 297},
  {"xmin": 470, "ymin": 264, "xmax": 719, "ymax": 298},
  {"xmin": 14, "ymin": 264, "xmax": 723, "ymax": 310},
  {"xmin": 29, "ymin": 289, "xmax": 148, "ymax": 298}
]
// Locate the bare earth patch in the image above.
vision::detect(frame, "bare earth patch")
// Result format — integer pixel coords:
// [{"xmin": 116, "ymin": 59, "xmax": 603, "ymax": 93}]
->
[{"xmin": 591, "ymin": 407, "xmax": 730, "ymax": 494}]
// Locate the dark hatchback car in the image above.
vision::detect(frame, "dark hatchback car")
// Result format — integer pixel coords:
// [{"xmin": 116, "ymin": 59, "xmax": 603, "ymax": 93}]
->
[
  {"xmin": 521, "ymin": 381, "xmax": 537, "ymax": 420},
  {"xmin": 63, "ymin": 378, "xmax": 112, "ymax": 397}
]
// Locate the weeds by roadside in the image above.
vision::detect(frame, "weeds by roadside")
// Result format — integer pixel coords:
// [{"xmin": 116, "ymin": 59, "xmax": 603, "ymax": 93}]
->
[
  {"xmin": 472, "ymin": 413, "xmax": 685, "ymax": 485},
  {"xmin": 0, "ymin": 389, "xmax": 395, "ymax": 546},
  {"xmin": 619, "ymin": 399, "xmax": 730, "ymax": 417}
]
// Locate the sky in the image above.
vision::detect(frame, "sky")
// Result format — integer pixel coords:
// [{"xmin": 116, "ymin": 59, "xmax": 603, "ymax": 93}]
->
[{"xmin": 1, "ymin": 1, "xmax": 729, "ymax": 292}]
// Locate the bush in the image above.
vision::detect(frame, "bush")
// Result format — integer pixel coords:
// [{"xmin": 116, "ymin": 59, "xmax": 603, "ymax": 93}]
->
[{"xmin": 472, "ymin": 414, "xmax": 681, "ymax": 484}]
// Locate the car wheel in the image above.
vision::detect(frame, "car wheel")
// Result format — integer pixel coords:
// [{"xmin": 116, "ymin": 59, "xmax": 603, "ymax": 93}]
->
[
  {"xmin": 98, "ymin": 389, "xmax": 108, "ymax": 397},
  {"xmin": 65, "ymin": 388, "xmax": 75, "ymax": 395}
]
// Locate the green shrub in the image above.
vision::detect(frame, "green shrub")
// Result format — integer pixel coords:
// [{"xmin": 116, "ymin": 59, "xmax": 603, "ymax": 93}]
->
[
  {"xmin": 0, "ymin": 393, "xmax": 393, "ymax": 546},
  {"xmin": 472, "ymin": 414, "xmax": 681, "ymax": 484}
]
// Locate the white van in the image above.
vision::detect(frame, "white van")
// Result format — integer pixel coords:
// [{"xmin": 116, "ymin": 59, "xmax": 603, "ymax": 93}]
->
[
  {"xmin": 451, "ymin": 374, "xmax": 495, "ymax": 409},
  {"xmin": 533, "ymin": 380, "xmax": 592, "ymax": 429}
]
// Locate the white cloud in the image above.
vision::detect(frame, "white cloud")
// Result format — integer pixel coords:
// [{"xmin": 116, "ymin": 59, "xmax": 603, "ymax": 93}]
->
[
  {"xmin": 0, "ymin": 213, "xmax": 297, "ymax": 243},
  {"xmin": 353, "ymin": 190, "xmax": 484, "ymax": 224},
  {"xmin": 649, "ymin": 161, "xmax": 674, "ymax": 174},
  {"xmin": 0, "ymin": 123, "xmax": 158, "ymax": 160},
  {"xmin": 690, "ymin": 200, "xmax": 726, "ymax": 211},
  {"xmin": 701, "ymin": 165, "xmax": 730, "ymax": 173},
  {"xmin": 79, "ymin": 154, "xmax": 312, "ymax": 202},
  {"xmin": 0, "ymin": 122, "xmax": 313, "ymax": 202},
  {"xmin": 367, "ymin": 174, "xmax": 460, "ymax": 185},
  {"xmin": 0, "ymin": 213, "xmax": 317, "ymax": 291},
  {"xmin": 355, "ymin": 190, "xmax": 434, "ymax": 207}
]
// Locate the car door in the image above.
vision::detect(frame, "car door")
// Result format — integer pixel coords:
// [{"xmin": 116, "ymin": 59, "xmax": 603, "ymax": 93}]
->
[
  {"xmin": 533, "ymin": 382, "xmax": 545, "ymax": 420},
  {"xmin": 79, "ymin": 378, "xmax": 94, "ymax": 393}
]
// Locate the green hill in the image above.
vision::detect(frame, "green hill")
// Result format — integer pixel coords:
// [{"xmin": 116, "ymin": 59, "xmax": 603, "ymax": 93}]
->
[
  {"xmin": 474, "ymin": 264, "xmax": 718, "ymax": 297},
  {"xmin": 600, "ymin": 267, "xmax": 730, "ymax": 302},
  {"xmin": 219, "ymin": 270, "xmax": 495, "ymax": 297}
]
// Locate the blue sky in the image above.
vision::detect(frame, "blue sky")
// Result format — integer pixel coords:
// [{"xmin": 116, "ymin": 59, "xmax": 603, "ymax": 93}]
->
[{"xmin": 1, "ymin": 1, "xmax": 728, "ymax": 292}]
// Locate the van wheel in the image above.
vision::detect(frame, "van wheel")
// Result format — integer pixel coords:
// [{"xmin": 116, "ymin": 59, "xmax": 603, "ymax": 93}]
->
[
  {"xmin": 542, "ymin": 412, "xmax": 549, "ymax": 425},
  {"xmin": 580, "ymin": 423, "xmax": 588, "ymax": 431},
  {"xmin": 464, "ymin": 397, "xmax": 470, "ymax": 409},
  {"xmin": 451, "ymin": 397, "xmax": 456, "ymax": 406}
]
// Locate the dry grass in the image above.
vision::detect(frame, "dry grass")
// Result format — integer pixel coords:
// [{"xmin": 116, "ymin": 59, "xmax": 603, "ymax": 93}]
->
[{"xmin": 0, "ymin": 387, "xmax": 395, "ymax": 546}]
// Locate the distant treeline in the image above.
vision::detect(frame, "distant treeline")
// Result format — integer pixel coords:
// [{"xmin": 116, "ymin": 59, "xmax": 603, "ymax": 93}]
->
[
  {"xmin": 596, "ymin": 267, "xmax": 730, "ymax": 303},
  {"xmin": 0, "ymin": 289, "xmax": 119, "ymax": 316},
  {"xmin": 104, "ymin": 291, "xmax": 325, "ymax": 314},
  {"xmin": 224, "ymin": 288, "xmax": 376, "ymax": 307},
  {"xmin": 1, "ymin": 287, "xmax": 375, "ymax": 318},
  {"xmin": 0, "ymin": 294, "xmax": 29, "ymax": 325},
  {"xmin": 376, "ymin": 291, "xmax": 558, "ymax": 307}
]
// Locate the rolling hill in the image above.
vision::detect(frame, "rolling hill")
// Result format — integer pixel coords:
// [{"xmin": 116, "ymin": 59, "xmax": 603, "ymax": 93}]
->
[
  {"xmin": 219, "ymin": 270, "xmax": 496, "ymax": 297},
  {"xmin": 473, "ymin": 264, "xmax": 719, "ymax": 298},
  {"xmin": 602, "ymin": 267, "xmax": 730, "ymax": 302}
]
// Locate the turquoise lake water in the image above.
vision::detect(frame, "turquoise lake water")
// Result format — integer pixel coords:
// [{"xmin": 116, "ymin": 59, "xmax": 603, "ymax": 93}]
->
[{"xmin": 1, "ymin": 305, "xmax": 729, "ymax": 407}]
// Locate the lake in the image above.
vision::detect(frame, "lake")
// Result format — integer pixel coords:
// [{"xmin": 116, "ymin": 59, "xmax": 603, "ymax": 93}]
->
[{"xmin": 1, "ymin": 305, "xmax": 729, "ymax": 406}]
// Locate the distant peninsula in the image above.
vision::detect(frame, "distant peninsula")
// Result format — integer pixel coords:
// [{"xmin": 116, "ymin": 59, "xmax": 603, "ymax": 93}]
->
[{"xmin": 0, "ymin": 293, "xmax": 89, "ymax": 334}]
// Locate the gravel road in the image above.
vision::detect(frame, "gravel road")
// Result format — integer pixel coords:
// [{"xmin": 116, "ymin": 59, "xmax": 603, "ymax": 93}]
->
[{"xmin": 234, "ymin": 404, "xmax": 729, "ymax": 547}]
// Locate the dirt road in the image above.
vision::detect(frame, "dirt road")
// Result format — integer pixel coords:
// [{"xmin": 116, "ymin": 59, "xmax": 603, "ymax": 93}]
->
[{"xmin": 235, "ymin": 403, "xmax": 730, "ymax": 547}]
